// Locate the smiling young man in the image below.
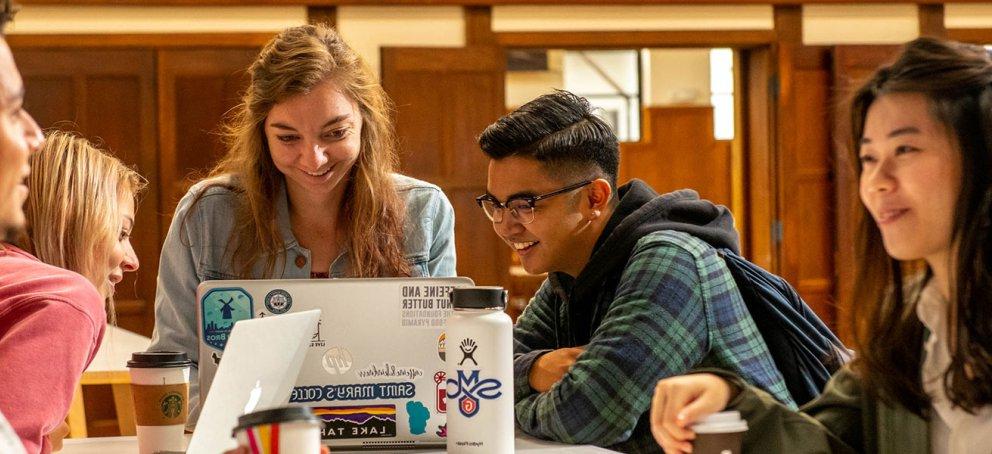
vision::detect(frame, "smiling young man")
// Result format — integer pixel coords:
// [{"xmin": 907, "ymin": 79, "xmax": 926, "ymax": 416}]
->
[
  {"xmin": 477, "ymin": 91, "xmax": 792, "ymax": 452},
  {"xmin": 0, "ymin": 2, "xmax": 110, "ymax": 453}
]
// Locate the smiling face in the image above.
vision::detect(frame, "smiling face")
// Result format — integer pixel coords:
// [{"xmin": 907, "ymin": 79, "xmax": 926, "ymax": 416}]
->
[
  {"xmin": 98, "ymin": 194, "xmax": 139, "ymax": 299},
  {"xmin": 486, "ymin": 156, "xmax": 595, "ymax": 276},
  {"xmin": 0, "ymin": 40, "xmax": 43, "ymax": 236},
  {"xmin": 859, "ymin": 92, "xmax": 962, "ymax": 267},
  {"xmin": 265, "ymin": 77, "xmax": 362, "ymax": 204}
]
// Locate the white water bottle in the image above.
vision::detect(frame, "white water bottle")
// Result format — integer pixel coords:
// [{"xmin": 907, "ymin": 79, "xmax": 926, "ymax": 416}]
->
[{"xmin": 445, "ymin": 286, "xmax": 514, "ymax": 453}]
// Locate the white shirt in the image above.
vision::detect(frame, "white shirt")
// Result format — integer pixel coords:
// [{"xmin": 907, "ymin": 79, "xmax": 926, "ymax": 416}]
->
[
  {"xmin": 916, "ymin": 282, "xmax": 992, "ymax": 454},
  {"xmin": 0, "ymin": 409, "xmax": 26, "ymax": 454}
]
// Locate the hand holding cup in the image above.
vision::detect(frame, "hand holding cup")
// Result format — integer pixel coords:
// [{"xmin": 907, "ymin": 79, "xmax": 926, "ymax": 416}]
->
[{"xmin": 650, "ymin": 373, "xmax": 739, "ymax": 454}]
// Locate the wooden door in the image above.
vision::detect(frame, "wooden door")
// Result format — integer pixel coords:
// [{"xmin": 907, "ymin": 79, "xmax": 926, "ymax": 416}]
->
[
  {"xmin": 157, "ymin": 48, "xmax": 258, "ymax": 234},
  {"xmin": 775, "ymin": 44, "xmax": 837, "ymax": 332},
  {"xmin": 831, "ymin": 45, "xmax": 901, "ymax": 343},
  {"xmin": 381, "ymin": 46, "xmax": 507, "ymax": 287},
  {"xmin": 14, "ymin": 48, "xmax": 159, "ymax": 335},
  {"xmin": 619, "ymin": 106, "xmax": 733, "ymax": 209},
  {"xmin": 14, "ymin": 46, "xmax": 259, "ymax": 336},
  {"xmin": 741, "ymin": 47, "xmax": 776, "ymax": 271}
]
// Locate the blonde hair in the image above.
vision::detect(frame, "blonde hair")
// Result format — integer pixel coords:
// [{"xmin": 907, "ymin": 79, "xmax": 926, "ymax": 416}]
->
[
  {"xmin": 22, "ymin": 131, "xmax": 146, "ymax": 319},
  {"xmin": 199, "ymin": 24, "xmax": 409, "ymax": 278}
]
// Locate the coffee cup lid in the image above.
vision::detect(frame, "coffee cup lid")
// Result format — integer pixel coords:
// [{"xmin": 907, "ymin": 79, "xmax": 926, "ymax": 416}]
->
[
  {"xmin": 233, "ymin": 406, "xmax": 322, "ymax": 436},
  {"xmin": 127, "ymin": 351, "xmax": 192, "ymax": 368},
  {"xmin": 690, "ymin": 410, "xmax": 748, "ymax": 433}
]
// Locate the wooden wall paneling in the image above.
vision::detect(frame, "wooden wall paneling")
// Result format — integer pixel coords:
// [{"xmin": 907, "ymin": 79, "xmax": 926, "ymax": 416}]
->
[
  {"xmin": 13, "ymin": 48, "xmax": 159, "ymax": 335},
  {"xmin": 741, "ymin": 46, "xmax": 776, "ymax": 271},
  {"xmin": 771, "ymin": 4, "xmax": 841, "ymax": 331},
  {"xmin": 381, "ymin": 46, "xmax": 507, "ymax": 288},
  {"xmin": 775, "ymin": 43, "xmax": 837, "ymax": 331},
  {"xmin": 20, "ymin": 0, "xmax": 975, "ymax": 5},
  {"xmin": 465, "ymin": 6, "xmax": 496, "ymax": 46},
  {"xmin": 496, "ymin": 30, "xmax": 775, "ymax": 49},
  {"xmin": 830, "ymin": 45, "xmax": 902, "ymax": 344},
  {"xmin": 918, "ymin": 4, "xmax": 947, "ymax": 38},
  {"xmin": 948, "ymin": 28, "xmax": 992, "ymax": 44},
  {"xmin": 730, "ymin": 49, "xmax": 747, "ymax": 256},
  {"xmin": 307, "ymin": 6, "xmax": 337, "ymax": 27},
  {"xmin": 7, "ymin": 33, "xmax": 275, "ymax": 49},
  {"xmin": 156, "ymin": 48, "xmax": 257, "ymax": 237},
  {"xmin": 620, "ymin": 106, "xmax": 733, "ymax": 208}
]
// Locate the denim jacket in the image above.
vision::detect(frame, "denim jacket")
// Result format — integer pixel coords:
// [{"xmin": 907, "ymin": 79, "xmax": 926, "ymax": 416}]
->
[{"xmin": 149, "ymin": 173, "xmax": 456, "ymax": 425}]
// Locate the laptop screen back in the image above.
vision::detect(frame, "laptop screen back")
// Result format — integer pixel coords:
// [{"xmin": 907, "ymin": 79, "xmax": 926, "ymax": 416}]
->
[
  {"xmin": 188, "ymin": 309, "xmax": 320, "ymax": 454},
  {"xmin": 197, "ymin": 277, "xmax": 473, "ymax": 449}
]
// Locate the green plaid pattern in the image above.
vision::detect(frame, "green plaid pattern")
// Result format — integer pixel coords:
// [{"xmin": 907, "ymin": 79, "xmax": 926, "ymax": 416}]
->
[{"xmin": 513, "ymin": 231, "xmax": 793, "ymax": 453}]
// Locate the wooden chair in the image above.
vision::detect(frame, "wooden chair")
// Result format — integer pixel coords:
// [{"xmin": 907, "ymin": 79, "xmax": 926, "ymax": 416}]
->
[
  {"xmin": 67, "ymin": 372, "xmax": 137, "ymax": 437},
  {"xmin": 66, "ymin": 326, "xmax": 149, "ymax": 438}
]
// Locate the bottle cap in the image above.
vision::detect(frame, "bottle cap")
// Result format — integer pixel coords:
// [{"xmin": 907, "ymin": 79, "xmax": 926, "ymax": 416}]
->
[
  {"xmin": 451, "ymin": 286, "xmax": 507, "ymax": 309},
  {"xmin": 126, "ymin": 351, "xmax": 192, "ymax": 368}
]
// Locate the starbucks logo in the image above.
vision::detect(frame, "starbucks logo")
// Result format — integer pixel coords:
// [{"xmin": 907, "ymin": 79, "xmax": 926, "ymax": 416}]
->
[{"xmin": 160, "ymin": 392, "xmax": 184, "ymax": 419}]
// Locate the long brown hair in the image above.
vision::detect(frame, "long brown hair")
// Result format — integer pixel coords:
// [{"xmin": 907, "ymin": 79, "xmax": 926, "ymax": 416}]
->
[
  {"xmin": 195, "ymin": 24, "xmax": 409, "ymax": 278},
  {"xmin": 849, "ymin": 37, "xmax": 992, "ymax": 415}
]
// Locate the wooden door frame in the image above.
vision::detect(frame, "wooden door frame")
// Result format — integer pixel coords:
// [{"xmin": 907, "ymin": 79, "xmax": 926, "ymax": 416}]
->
[
  {"xmin": 10, "ymin": 33, "xmax": 266, "ymax": 335},
  {"xmin": 6, "ymin": 32, "xmax": 275, "ymax": 48},
  {"xmin": 13, "ymin": 47, "xmax": 160, "ymax": 333},
  {"xmin": 491, "ymin": 29, "xmax": 779, "ymax": 270}
]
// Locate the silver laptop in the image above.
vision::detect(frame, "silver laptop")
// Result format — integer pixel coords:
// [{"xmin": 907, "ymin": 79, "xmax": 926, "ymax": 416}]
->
[
  {"xmin": 188, "ymin": 309, "xmax": 320, "ymax": 454},
  {"xmin": 196, "ymin": 277, "xmax": 473, "ymax": 450}
]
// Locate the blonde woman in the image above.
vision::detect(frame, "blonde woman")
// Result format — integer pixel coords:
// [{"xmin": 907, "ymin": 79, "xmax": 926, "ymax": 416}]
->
[
  {"xmin": 151, "ymin": 24, "xmax": 456, "ymax": 425},
  {"xmin": 0, "ymin": 131, "xmax": 143, "ymax": 453}
]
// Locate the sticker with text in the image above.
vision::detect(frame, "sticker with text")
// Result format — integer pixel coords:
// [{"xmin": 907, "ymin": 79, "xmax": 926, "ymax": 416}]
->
[
  {"xmin": 313, "ymin": 405, "xmax": 397, "ymax": 440},
  {"xmin": 290, "ymin": 382, "xmax": 416, "ymax": 403},
  {"xmin": 399, "ymin": 285, "xmax": 455, "ymax": 328}
]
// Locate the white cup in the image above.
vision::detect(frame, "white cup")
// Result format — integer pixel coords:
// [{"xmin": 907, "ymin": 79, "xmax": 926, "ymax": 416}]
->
[
  {"xmin": 233, "ymin": 407, "xmax": 323, "ymax": 454},
  {"xmin": 127, "ymin": 351, "xmax": 192, "ymax": 454},
  {"xmin": 690, "ymin": 410, "xmax": 749, "ymax": 454}
]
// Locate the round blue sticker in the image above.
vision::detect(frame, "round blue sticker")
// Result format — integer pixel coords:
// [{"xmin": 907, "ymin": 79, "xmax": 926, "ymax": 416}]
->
[{"xmin": 264, "ymin": 289, "xmax": 293, "ymax": 314}]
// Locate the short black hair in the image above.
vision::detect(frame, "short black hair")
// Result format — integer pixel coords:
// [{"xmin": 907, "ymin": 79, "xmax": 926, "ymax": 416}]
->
[
  {"xmin": 478, "ymin": 90, "xmax": 619, "ymax": 189},
  {"xmin": 0, "ymin": 0, "xmax": 17, "ymax": 35}
]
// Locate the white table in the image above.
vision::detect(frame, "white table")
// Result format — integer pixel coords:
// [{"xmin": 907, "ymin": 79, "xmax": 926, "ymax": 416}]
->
[
  {"xmin": 68, "ymin": 326, "xmax": 152, "ymax": 438},
  {"xmin": 62, "ymin": 431, "xmax": 619, "ymax": 453}
]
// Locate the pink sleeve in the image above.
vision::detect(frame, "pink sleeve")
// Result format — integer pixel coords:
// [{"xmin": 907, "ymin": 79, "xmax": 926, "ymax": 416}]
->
[{"xmin": 0, "ymin": 297, "xmax": 103, "ymax": 454}]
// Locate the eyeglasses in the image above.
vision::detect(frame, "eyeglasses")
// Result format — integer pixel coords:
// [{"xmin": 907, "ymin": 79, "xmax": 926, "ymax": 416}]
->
[{"xmin": 475, "ymin": 180, "xmax": 593, "ymax": 225}]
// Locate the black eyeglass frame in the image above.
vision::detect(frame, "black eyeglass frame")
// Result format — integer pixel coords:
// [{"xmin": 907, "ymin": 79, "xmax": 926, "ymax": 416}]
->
[{"xmin": 475, "ymin": 179, "xmax": 594, "ymax": 224}]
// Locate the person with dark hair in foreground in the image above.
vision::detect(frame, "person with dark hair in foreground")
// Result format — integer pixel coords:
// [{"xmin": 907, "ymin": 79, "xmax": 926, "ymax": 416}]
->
[
  {"xmin": 651, "ymin": 37, "xmax": 992, "ymax": 454},
  {"xmin": 0, "ymin": 0, "xmax": 42, "ymax": 242},
  {"xmin": 477, "ymin": 90, "xmax": 792, "ymax": 452}
]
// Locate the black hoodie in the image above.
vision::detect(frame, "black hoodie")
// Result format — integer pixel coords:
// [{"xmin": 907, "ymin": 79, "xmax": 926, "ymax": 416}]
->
[{"xmin": 546, "ymin": 179, "xmax": 740, "ymax": 346}]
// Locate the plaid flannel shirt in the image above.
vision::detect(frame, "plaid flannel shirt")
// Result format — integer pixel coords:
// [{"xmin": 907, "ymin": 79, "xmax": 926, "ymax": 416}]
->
[{"xmin": 513, "ymin": 230, "xmax": 794, "ymax": 453}]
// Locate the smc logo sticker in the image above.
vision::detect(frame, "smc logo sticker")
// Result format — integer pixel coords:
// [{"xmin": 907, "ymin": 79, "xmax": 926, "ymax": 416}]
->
[{"xmin": 446, "ymin": 370, "xmax": 502, "ymax": 418}]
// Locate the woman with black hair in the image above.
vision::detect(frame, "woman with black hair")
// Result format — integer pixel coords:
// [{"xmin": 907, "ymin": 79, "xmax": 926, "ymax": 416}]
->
[{"xmin": 650, "ymin": 37, "xmax": 992, "ymax": 454}]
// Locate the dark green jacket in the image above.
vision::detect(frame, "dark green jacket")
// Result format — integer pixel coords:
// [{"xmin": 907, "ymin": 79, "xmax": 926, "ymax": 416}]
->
[{"xmin": 717, "ymin": 366, "xmax": 929, "ymax": 453}]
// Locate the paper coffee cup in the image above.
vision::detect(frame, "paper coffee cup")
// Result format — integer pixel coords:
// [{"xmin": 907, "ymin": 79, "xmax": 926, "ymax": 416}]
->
[
  {"xmin": 233, "ymin": 406, "xmax": 323, "ymax": 454},
  {"xmin": 127, "ymin": 351, "xmax": 192, "ymax": 454},
  {"xmin": 690, "ymin": 411, "xmax": 748, "ymax": 454}
]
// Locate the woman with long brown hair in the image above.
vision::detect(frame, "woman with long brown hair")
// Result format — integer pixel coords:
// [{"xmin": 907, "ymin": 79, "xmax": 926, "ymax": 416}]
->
[
  {"xmin": 649, "ymin": 37, "xmax": 992, "ymax": 454},
  {"xmin": 150, "ymin": 24, "xmax": 456, "ymax": 425}
]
